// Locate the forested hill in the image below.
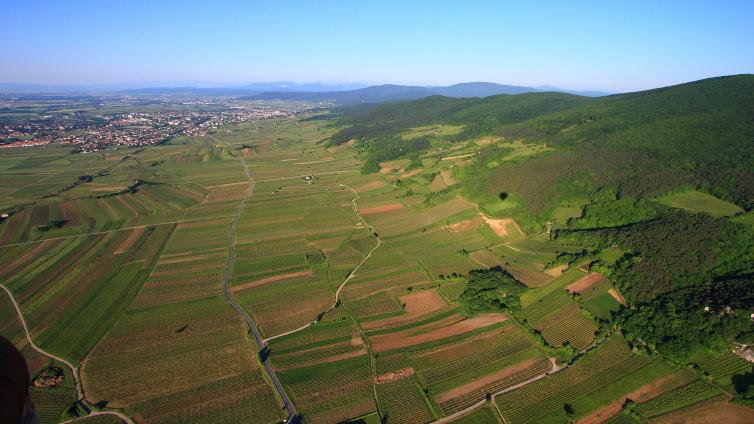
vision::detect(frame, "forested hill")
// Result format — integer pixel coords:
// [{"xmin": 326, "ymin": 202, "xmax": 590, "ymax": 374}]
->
[
  {"xmin": 330, "ymin": 92, "xmax": 591, "ymax": 145},
  {"xmin": 325, "ymin": 74, "xmax": 754, "ymax": 360},
  {"xmin": 331, "ymin": 74, "xmax": 754, "ymax": 210},
  {"xmin": 500, "ymin": 74, "xmax": 754, "ymax": 168}
]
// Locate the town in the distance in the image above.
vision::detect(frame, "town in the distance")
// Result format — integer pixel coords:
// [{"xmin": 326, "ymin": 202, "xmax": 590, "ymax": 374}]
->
[{"xmin": 0, "ymin": 94, "xmax": 315, "ymax": 152}]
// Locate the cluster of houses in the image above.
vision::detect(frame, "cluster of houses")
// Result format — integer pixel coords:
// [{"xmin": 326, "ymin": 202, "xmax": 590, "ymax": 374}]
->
[{"xmin": 0, "ymin": 97, "xmax": 312, "ymax": 152}]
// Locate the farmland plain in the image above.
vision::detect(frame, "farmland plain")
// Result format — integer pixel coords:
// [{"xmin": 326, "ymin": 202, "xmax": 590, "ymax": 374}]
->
[{"xmin": 1, "ymin": 108, "xmax": 752, "ymax": 424}]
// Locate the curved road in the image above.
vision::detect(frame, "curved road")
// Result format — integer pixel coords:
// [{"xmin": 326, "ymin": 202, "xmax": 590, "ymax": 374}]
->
[
  {"xmin": 223, "ymin": 156, "xmax": 298, "ymax": 422},
  {"xmin": 0, "ymin": 284, "xmax": 134, "ymax": 424}
]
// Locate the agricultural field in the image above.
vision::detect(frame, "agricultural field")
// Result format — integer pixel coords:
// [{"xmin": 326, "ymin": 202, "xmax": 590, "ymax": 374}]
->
[
  {"xmin": 655, "ymin": 189, "xmax": 744, "ymax": 217},
  {"xmin": 80, "ymin": 197, "xmax": 283, "ymax": 422},
  {"xmin": 3, "ymin": 101, "xmax": 753, "ymax": 424},
  {"xmin": 0, "ymin": 224, "xmax": 173, "ymax": 362},
  {"xmin": 1, "ymin": 290, "xmax": 78, "ymax": 423},
  {"xmin": 278, "ymin": 356, "xmax": 376, "ymax": 423},
  {"xmin": 495, "ymin": 336, "xmax": 673, "ymax": 423}
]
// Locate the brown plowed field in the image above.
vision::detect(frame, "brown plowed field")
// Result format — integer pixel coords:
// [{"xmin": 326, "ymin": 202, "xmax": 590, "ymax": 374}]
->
[
  {"xmin": 354, "ymin": 180, "xmax": 386, "ymax": 192},
  {"xmin": 370, "ymin": 313, "xmax": 507, "ymax": 352},
  {"xmin": 449, "ymin": 217, "xmax": 483, "ymax": 232},
  {"xmin": 375, "ymin": 367, "xmax": 415, "ymax": 384},
  {"xmin": 359, "ymin": 203, "xmax": 404, "ymax": 215},
  {"xmin": 481, "ymin": 214, "xmax": 524, "ymax": 239},
  {"xmin": 567, "ymin": 272, "xmax": 605, "ymax": 293},
  {"xmin": 654, "ymin": 400, "xmax": 754, "ymax": 424},
  {"xmin": 362, "ymin": 289, "xmax": 448, "ymax": 330}
]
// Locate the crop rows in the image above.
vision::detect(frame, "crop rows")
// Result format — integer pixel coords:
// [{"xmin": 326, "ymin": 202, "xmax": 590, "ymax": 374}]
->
[
  {"xmin": 129, "ymin": 372, "xmax": 282, "ymax": 424},
  {"xmin": 273, "ymin": 340, "xmax": 364, "ymax": 370},
  {"xmin": 3, "ymin": 224, "xmax": 172, "ymax": 361},
  {"xmin": 536, "ymin": 307, "xmax": 597, "ymax": 350},
  {"xmin": 504, "ymin": 264, "xmax": 554, "ymax": 288},
  {"xmin": 345, "ymin": 270, "xmax": 431, "ymax": 300},
  {"xmin": 29, "ymin": 387, "xmax": 76, "ymax": 424},
  {"xmin": 692, "ymin": 351, "xmax": 751, "ymax": 379},
  {"xmin": 438, "ymin": 357, "xmax": 552, "ymax": 415},
  {"xmin": 522, "ymin": 288, "xmax": 572, "ymax": 325},
  {"xmin": 235, "ymin": 238, "xmax": 311, "ymax": 257},
  {"xmin": 634, "ymin": 380, "xmax": 722, "ymax": 418},
  {"xmin": 496, "ymin": 338, "xmax": 649, "ymax": 424},
  {"xmin": 417, "ymin": 336, "xmax": 534, "ymax": 386},
  {"xmin": 349, "ymin": 291, "xmax": 403, "ymax": 318},
  {"xmin": 286, "ymin": 363, "xmax": 374, "ymax": 423},
  {"xmin": 377, "ymin": 377, "xmax": 435, "ymax": 424},
  {"xmin": 269, "ymin": 321, "xmax": 357, "ymax": 352},
  {"xmin": 603, "ymin": 412, "xmax": 638, "ymax": 424}
]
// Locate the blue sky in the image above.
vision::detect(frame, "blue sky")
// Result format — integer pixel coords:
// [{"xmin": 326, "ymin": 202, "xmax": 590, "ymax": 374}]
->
[{"xmin": 2, "ymin": 0, "xmax": 753, "ymax": 92}]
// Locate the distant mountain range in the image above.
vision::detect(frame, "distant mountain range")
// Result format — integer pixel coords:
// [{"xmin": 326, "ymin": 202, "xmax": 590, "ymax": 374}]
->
[
  {"xmin": 0, "ymin": 81, "xmax": 368, "ymax": 94},
  {"xmin": 243, "ymin": 82, "xmax": 609, "ymax": 105},
  {"xmin": 0, "ymin": 81, "xmax": 609, "ymax": 101}
]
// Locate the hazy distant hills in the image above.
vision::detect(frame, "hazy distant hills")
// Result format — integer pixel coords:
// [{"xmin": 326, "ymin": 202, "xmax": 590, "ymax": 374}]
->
[
  {"xmin": 0, "ymin": 81, "xmax": 368, "ymax": 94},
  {"xmin": 0, "ymin": 81, "xmax": 608, "ymax": 101},
  {"xmin": 243, "ymin": 82, "xmax": 608, "ymax": 105}
]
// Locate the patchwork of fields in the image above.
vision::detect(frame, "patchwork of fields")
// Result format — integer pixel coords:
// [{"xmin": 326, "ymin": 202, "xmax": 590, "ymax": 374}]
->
[{"xmin": 1, "ymin": 115, "xmax": 749, "ymax": 424}]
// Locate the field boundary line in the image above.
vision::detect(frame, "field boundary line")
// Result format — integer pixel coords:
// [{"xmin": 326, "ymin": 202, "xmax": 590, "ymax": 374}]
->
[{"xmin": 0, "ymin": 284, "xmax": 134, "ymax": 424}]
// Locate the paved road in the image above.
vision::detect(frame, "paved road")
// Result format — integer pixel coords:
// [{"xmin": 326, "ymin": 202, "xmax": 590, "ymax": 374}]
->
[
  {"xmin": 0, "ymin": 284, "xmax": 134, "ymax": 424},
  {"xmin": 223, "ymin": 156, "xmax": 298, "ymax": 422}
]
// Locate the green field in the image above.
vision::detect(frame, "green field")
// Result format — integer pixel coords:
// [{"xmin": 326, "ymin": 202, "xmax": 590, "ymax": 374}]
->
[{"xmin": 656, "ymin": 189, "xmax": 744, "ymax": 217}]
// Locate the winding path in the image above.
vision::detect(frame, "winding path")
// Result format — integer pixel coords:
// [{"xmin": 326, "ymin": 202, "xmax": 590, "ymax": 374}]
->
[
  {"xmin": 222, "ymin": 155, "xmax": 298, "ymax": 421},
  {"xmin": 0, "ymin": 284, "xmax": 133, "ymax": 424},
  {"xmin": 262, "ymin": 183, "xmax": 382, "ymax": 344}
]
